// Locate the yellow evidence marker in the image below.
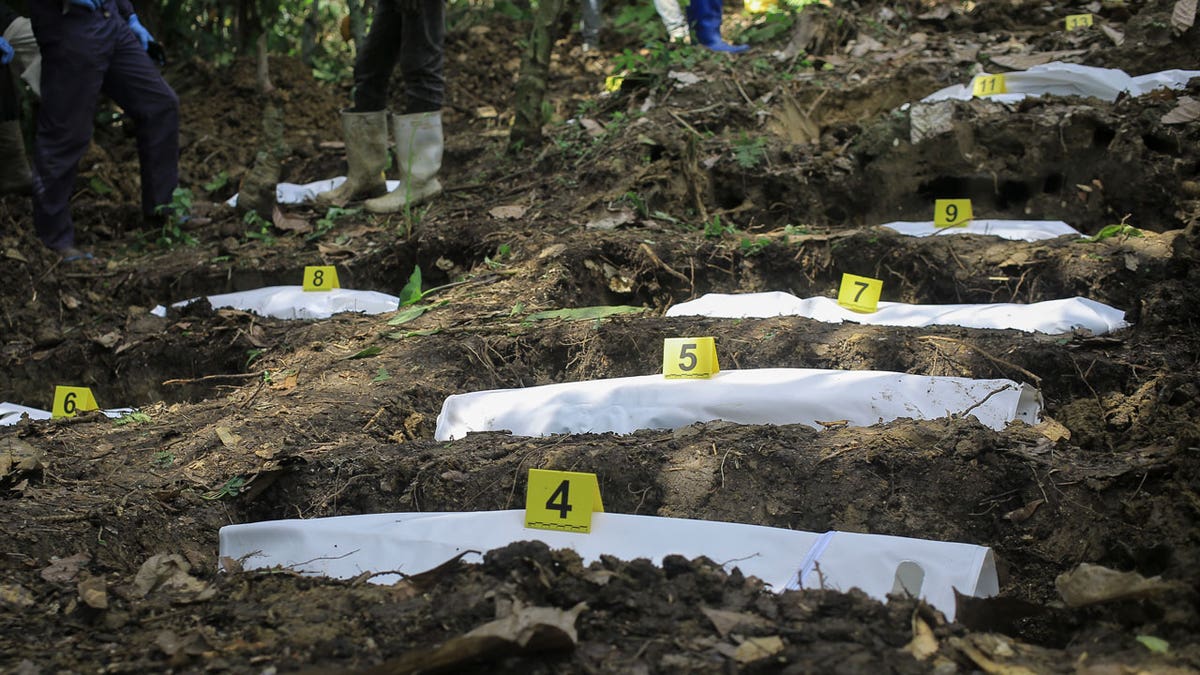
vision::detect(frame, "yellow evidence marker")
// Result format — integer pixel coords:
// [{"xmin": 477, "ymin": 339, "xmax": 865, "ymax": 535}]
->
[
  {"xmin": 972, "ymin": 74, "xmax": 1008, "ymax": 97},
  {"xmin": 525, "ymin": 469, "xmax": 604, "ymax": 534},
  {"xmin": 302, "ymin": 265, "xmax": 340, "ymax": 291},
  {"xmin": 52, "ymin": 386, "xmax": 99, "ymax": 418},
  {"xmin": 837, "ymin": 273, "xmax": 883, "ymax": 314},
  {"xmin": 1065, "ymin": 14, "xmax": 1093, "ymax": 30},
  {"xmin": 934, "ymin": 198, "xmax": 973, "ymax": 228},
  {"xmin": 663, "ymin": 337, "xmax": 720, "ymax": 379}
]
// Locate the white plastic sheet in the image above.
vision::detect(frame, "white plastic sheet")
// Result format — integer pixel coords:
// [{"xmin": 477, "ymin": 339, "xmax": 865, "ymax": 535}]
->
[
  {"xmin": 666, "ymin": 292, "xmax": 1127, "ymax": 335},
  {"xmin": 150, "ymin": 286, "xmax": 400, "ymax": 320},
  {"xmin": 225, "ymin": 178, "xmax": 402, "ymax": 207},
  {"xmin": 218, "ymin": 510, "xmax": 998, "ymax": 619},
  {"xmin": 922, "ymin": 62, "xmax": 1200, "ymax": 103},
  {"xmin": 0, "ymin": 402, "xmax": 132, "ymax": 426},
  {"xmin": 435, "ymin": 368, "xmax": 1042, "ymax": 440},
  {"xmin": 880, "ymin": 219, "xmax": 1081, "ymax": 241}
]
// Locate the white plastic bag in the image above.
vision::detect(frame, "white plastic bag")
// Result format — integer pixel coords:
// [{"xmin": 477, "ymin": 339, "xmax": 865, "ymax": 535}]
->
[
  {"xmin": 666, "ymin": 292, "xmax": 1127, "ymax": 335},
  {"xmin": 1, "ymin": 402, "xmax": 132, "ymax": 426},
  {"xmin": 435, "ymin": 368, "xmax": 1042, "ymax": 440},
  {"xmin": 219, "ymin": 510, "xmax": 998, "ymax": 619},
  {"xmin": 151, "ymin": 286, "xmax": 400, "ymax": 320}
]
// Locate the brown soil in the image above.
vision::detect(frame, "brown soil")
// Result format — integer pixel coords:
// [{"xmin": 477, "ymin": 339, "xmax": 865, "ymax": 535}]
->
[{"xmin": 2, "ymin": 0, "xmax": 1200, "ymax": 672}]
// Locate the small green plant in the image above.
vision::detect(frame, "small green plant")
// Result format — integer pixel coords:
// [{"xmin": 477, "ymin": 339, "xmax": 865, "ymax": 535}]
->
[
  {"xmin": 783, "ymin": 224, "xmax": 811, "ymax": 236},
  {"xmin": 152, "ymin": 450, "xmax": 175, "ymax": 467},
  {"xmin": 155, "ymin": 187, "xmax": 198, "ymax": 247},
  {"xmin": 113, "ymin": 411, "xmax": 152, "ymax": 426},
  {"xmin": 733, "ymin": 133, "xmax": 768, "ymax": 169},
  {"xmin": 243, "ymin": 210, "xmax": 276, "ymax": 244},
  {"xmin": 372, "ymin": 367, "xmax": 392, "ymax": 383},
  {"xmin": 309, "ymin": 206, "xmax": 361, "ymax": 241},
  {"xmin": 739, "ymin": 236, "xmax": 772, "ymax": 256},
  {"xmin": 485, "ymin": 243, "xmax": 512, "ymax": 270},
  {"xmin": 203, "ymin": 171, "xmax": 230, "ymax": 192},
  {"xmin": 704, "ymin": 214, "xmax": 736, "ymax": 239},
  {"xmin": 245, "ymin": 348, "xmax": 265, "ymax": 368},
  {"xmin": 1084, "ymin": 216, "xmax": 1143, "ymax": 242}
]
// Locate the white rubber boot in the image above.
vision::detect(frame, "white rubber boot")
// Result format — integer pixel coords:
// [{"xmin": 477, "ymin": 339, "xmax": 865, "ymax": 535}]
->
[
  {"xmin": 315, "ymin": 110, "xmax": 389, "ymax": 205},
  {"xmin": 365, "ymin": 111, "xmax": 443, "ymax": 214}
]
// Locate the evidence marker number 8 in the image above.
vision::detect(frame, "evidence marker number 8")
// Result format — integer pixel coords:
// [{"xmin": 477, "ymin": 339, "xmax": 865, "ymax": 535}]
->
[
  {"xmin": 303, "ymin": 265, "xmax": 340, "ymax": 292},
  {"xmin": 663, "ymin": 337, "xmax": 719, "ymax": 379}
]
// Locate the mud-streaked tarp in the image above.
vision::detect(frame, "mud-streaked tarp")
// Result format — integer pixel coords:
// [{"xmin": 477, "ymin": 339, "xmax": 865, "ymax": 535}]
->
[
  {"xmin": 219, "ymin": 510, "xmax": 998, "ymax": 620},
  {"xmin": 226, "ymin": 178, "xmax": 401, "ymax": 207},
  {"xmin": 666, "ymin": 292, "xmax": 1127, "ymax": 335},
  {"xmin": 434, "ymin": 368, "xmax": 1042, "ymax": 440},
  {"xmin": 151, "ymin": 286, "xmax": 400, "ymax": 320},
  {"xmin": 880, "ymin": 219, "xmax": 1081, "ymax": 241},
  {"xmin": 0, "ymin": 403, "xmax": 131, "ymax": 426}
]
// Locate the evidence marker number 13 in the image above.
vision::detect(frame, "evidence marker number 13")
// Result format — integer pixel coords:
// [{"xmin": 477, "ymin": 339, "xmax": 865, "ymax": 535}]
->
[{"xmin": 524, "ymin": 469, "xmax": 604, "ymax": 534}]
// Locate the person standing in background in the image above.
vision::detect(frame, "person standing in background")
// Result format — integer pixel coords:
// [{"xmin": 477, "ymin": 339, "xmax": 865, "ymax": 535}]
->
[
  {"xmin": 26, "ymin": 0, "xmax": 179, "ymax": 261},
  {"xmin": 0, "ymin": 0, "xmax": 40, "ymax": 194}
]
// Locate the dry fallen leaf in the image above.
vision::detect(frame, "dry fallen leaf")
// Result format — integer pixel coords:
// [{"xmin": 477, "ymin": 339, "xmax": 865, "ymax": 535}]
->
[
  {"xmin": 701, "ymin": 607, "xmax": 773, "ymax": 638},
  {"xmin": 41, "ymin": 552, "xmax": 91, "ymax": 584},
  {"xmin": 905, "ymin": 614, "xmax": 938, "ymax": 661},
  {"xmin": 272, "ymin": 205, "xmax": 312, "ymax": 234},
  {"xmin": 489, "ymin": 204, "xmax": 528, "ymax": 220},
  {"xmin": 78, "ymin": 575, "xmax": 108, "ymax": 610},
  {"xmin": 132, "ymin": 554, "xmax": 216, "ymax": 603},
  {"xmin": 1003, "ymin": 498, "xmax": 1045, "ymax": 524},
  {"xmin": 215, "ymin": 426, "xmax": 241, "ymax": 449},
  {"xmin": 734, "ymin": 636, "xmax": 785, "ymax": 663},
  {"xmin": 1162, "ymin": 97, "xmax": 1199, "ymax": 125},
  {"xmin": 1055, "ymin": 563, "xmax": 1170, "ymax": 607}
]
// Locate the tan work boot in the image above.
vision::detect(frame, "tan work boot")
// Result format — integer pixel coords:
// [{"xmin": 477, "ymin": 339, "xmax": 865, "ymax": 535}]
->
[
  {"xmin": 315, "ymin": 110, "xmax": 389, "ymax": 205},
  {"xmin": 0, "ymin": 120, "xmax": 33, "ymax": 195},
  {"xmin": 364, "ymin": 111, "xmax": 443, "ymax": 214}
]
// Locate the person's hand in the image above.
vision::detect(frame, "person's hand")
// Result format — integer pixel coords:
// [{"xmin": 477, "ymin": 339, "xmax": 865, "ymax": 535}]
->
[
  {"xmin": 0, "ymin": 37, "xmax": 12, "ymax": 66},
  {"xmin": 128, "ymin": 14, "xmax": 153, "ymax": 51},
  {"xmin": 68, "ymin": 0, "xmax": 103, "ymax": 11}
]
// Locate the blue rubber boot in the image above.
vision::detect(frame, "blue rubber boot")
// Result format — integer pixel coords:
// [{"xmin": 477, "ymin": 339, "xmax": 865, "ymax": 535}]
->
[{"xmin": 686, "ymin": 0, "xmax": 748, "ymax": 53}]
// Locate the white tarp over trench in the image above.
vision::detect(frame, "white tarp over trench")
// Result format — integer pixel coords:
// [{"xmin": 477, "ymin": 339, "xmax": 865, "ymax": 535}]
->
[
  {"xmin": 434, "ymin": 368, "xmax": 1042, "ymax": 440},
  {"xmin": 922, "ymin": 62, "xmax": 1200, "ymax": 103},
  {"xmin": 666, "ymin": 292, "xmax": 1127, "ymax": 335},
  {"xmin": 880, "ymin": 219, "xmax": 1081, "ymax": 241},
  {"xmin": 1, "ymin": 403, "xmax": 131, "ymax": 426},
  {"xmin": 151, "ymin": 286, "xmax": 400, "ymax": 320},
  {"xmin": 219, "ymin": 510, "xmax": 998, "ymax": 620}
]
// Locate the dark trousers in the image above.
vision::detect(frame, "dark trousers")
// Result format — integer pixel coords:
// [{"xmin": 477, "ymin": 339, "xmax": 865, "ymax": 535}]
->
[
  {"xmin": 31, "ymin": 5, "xmax": 178, "ymax": 251},
  {"xmin": 352, "ymin": 0, "xmax": 445, "ymax": 114}
]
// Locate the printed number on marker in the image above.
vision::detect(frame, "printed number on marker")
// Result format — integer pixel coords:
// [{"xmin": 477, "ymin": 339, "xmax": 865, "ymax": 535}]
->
[
  {"xmin": 678, "ymin": 343, "xmax": 698, "ymax": 372},
  {"xmin": 1065, "ymin": 14, "xmax": 1093, "ymax": 30},
  {"xmin": 63, "ymin": 392, "xmax": 77, "ymax": 415},
  {"xmin": 853, "ymin": 281, "xmax": 870, "ymax": 303},
  {"xmin": 545, "ymin": 480, "xmax": 572, "ymax": 519},
  {"xmin": 972, "ymin": 74, "xmax": 1007, "ymax": 97}
]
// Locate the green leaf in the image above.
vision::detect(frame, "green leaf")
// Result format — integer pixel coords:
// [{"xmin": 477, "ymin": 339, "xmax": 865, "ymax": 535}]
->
[
  {"xmin": 347, "ymin": 346, "xmax": 383, "ymax": 359},
  {"xmin": 88, "ymin": 176, "xmax": 113, "ymax": 195},
  {"xmin": 526, "ymin": 305, "xmax": 646, "ymax": 322},
  {"xmin": 1084, "ymin": 224, "xmax": 1144, "ymax": 242},
  {"xmin": 399, "ymin": 266, "xmax": 424, "ymax": 306},
  {"xmin": 1136, "ymin": 636, "xmax": 1169, "ymax": 654},
  {"xmin": 385, "ymin": 328, "xmax": 442, "ymax": 339},
  {"xmin": 371, "ymin": 367, "xmax": 391, "ymax": 383},
  {"xmin": 386, "ymin": 300, "xmax": 448, "ymax": 326}
]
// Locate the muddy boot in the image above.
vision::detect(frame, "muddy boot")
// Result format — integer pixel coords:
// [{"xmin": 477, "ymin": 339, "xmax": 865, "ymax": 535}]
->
[
  {"xmin": 364, "ymin": 111, "xmax": 443, "ymax": 214},
  {"xmin": 0, "ymin": 120, "xmax": 33, "ymax": 195},
  {"xmin": 315, "ymin": 110, "xmax": 389, "ymax": 205}
]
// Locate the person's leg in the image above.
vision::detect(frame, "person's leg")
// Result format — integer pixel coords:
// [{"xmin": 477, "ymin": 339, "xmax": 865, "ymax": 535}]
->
[
  {"xmin": 3, "ymin": 17, "xmax": 41, "ymax": 97},
  {"xmin": 352, "ymin": 0, "xmax": 407, "ymax": 112},
  {"xmin": 581, "ymin": 0, "xmax": 602, "ymax": 48},
  {"xmin": 397, "ymin": 0, "xmax": 444, "ymax": 114},
  {"xmin": 32, "ymin": 36, "xmax": 107, "ymax": 251},
  {"xmin": 654, "ymin": 0, "xmax": 689, "ymax": 42},
  {"xmin": 100, "ymin": 25, "xmax": 179, "ymax": 217}
]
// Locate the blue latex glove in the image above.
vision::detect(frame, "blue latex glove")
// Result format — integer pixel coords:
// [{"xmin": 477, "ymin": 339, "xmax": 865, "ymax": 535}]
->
[
  {"xmin": 128, "ymin": 14, "xmax": 153, "ymax": 51},
  {"xmin": 68, "ymin": 0, "xmax": 104, "ymax": 10},
  {"xmin": 0, "ymin": 38, "xmax": 12, "ymax": 66}
]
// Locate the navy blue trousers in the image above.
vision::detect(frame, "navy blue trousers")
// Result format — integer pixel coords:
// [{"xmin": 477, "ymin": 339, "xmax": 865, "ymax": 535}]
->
[{"xmin": 31, "ymin": 3, "xmax": 178, "ymax": 251}]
